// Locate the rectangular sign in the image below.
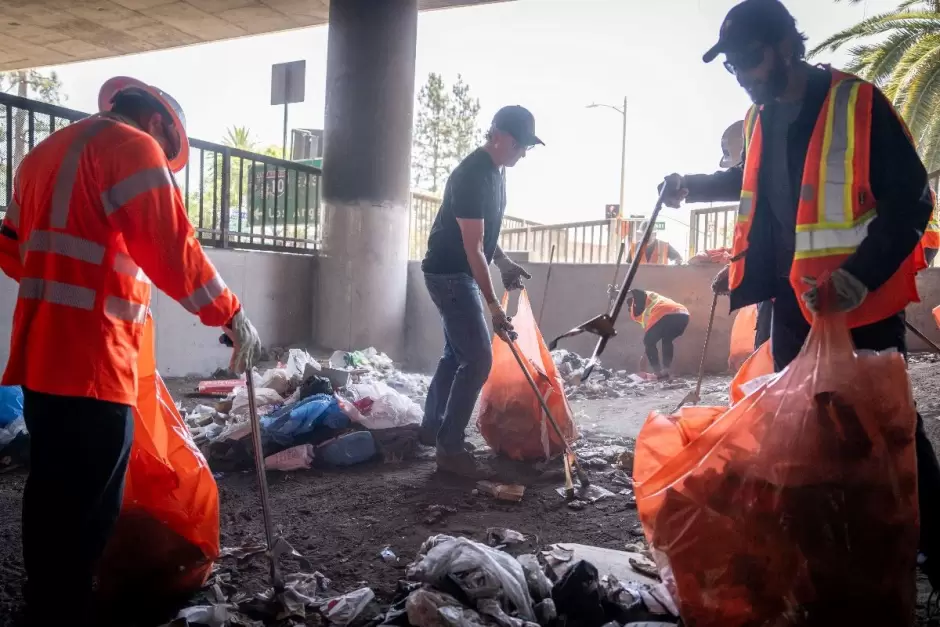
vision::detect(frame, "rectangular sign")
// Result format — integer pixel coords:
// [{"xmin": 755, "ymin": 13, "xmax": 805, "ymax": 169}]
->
[
  {"xmin": 247, "ymin": 162, "xmax": 319, "ymax": 224},
  {"xmin": 271, "ymin": 60, "xmax": 306, "ymax": 106}
]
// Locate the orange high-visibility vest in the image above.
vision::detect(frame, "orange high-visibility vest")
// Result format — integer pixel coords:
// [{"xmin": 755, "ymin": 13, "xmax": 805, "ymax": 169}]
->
[
  {"xmin": 0, "ymin": 114, "xmax": 241, "ymax": 406},
  {"xmin": 729, "ymin": 69, "xmax": 924, "ymax": 328},
  {"xmin": 630, "ymin": 291, "xmax": 688, "ymax": 330},
  {"xmin": 630, "ymin": 240, "xmax": 670, "ymax": 265},
  {"xmin": 922, "ymin": 201, "xmax": 940, "ymax": 250}
]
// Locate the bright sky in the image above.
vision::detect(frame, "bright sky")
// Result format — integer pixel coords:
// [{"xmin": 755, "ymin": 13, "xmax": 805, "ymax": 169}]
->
[{"xmin": 36, "ymin": 0, "xmax": 898, "ymax": 249}]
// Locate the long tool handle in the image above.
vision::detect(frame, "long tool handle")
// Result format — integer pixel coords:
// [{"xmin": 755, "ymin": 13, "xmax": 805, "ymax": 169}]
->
[
  {"xmin": 694, "ymin": 293, "xmax": 720, "ymax": 398},
  {"xmin": 505, "ymin": 339, "xmax": 589, "ymax": 485},
  {"xmin": 538, "ymin": 245, "xmax": 556, "ymax": 328},
  {"xmin": 906, "ymin": 320, "xmax": 940, "ymax": 354}
]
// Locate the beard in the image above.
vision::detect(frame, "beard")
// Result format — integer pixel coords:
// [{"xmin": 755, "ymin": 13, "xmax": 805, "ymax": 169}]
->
[{"xmin": 739, "ymin": 52, "xmax": 789, "ymax": 105}]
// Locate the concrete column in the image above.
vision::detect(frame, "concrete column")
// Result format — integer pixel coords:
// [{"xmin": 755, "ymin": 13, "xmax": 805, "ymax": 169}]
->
[{"xmin": 317, "ymin": 0, "xmax": 418, "ymax": 356}]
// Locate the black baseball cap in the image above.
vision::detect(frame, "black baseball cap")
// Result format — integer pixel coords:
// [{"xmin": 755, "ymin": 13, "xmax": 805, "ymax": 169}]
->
[
  {"xmin": 492, "ymin": 105, "xmax": 544, "ymax": 147},
  {"xmin": 702, "ymin": 0, "xmax": 798, "ymax": 64}
]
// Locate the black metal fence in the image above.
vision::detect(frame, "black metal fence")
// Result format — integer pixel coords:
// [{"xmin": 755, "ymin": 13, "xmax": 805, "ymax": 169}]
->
[{"xmin": 0, "ymin": 92, "xmax": 321, "ymax": 253}]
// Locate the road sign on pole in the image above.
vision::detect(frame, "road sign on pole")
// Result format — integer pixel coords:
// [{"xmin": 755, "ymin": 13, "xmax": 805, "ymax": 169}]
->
[{"xmin": 271, "ymin": 60, "xmax": 306, "ymax": 159}]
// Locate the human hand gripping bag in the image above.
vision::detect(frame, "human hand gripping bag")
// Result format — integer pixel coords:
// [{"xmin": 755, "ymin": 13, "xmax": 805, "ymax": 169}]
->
[
  {"xmin": 634, "ymin": 306, "xmax": 919, "ymax": 627},
  {"xmin": 477, "ymin": 289, "xmax": 578, "ymax": 460},
  {"xmin": 97, "ymin": 315, "xmax": 220, "ymax": 606}
]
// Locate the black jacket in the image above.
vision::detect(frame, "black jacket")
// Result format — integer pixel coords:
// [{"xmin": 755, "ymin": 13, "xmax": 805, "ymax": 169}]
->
[{"xmin": 684, "ymin": 65, "xmax": 933, "ymax": 312}]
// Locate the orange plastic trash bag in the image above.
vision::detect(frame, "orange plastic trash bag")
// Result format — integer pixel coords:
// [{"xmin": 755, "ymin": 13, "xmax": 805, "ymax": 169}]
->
[
  {"xmin": 634, "ymin": 312, "xmax": 919, "ymax": 627},
  {"xmin": 728, "ymin": 340, "xmax": 774, "ymax": 405},
  {"xmin": 98, "ymin": 316, "xmax": 220, "ymax": 604},
  {"xmin": 478, "ymin": 289, "xmax": 578, "ymax": 460},
  {"xmin": 728, "ymin": 304, "xmax": 757, "ymax": 371},
  {"xmin": 933, "ymin": 304, "xmax": 940, "ymax": 330}
]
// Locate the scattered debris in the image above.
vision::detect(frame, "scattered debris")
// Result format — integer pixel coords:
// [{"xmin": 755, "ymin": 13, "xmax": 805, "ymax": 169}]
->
[
  {"xmin": 556, "ymin": 483, "xmax": 615, "ymax": 503},
  {"xmin": 566, "ymin": 500, "xmax": 587, "ymax": 511},
  {"xmin": 197, "ymin": 379, "xmax": 242, "ymax": 396},
  {"xmin": 476, "ymin": 481, "xmax": 526, "ymax": 502},
  {"xmin": 322, "ymin": 587, "xmax": 375, "ymax": 626},
  {"xmin": 264, "ymin": 444, "xmax": 315, "ymax": 471},
  {"xmin": 380, "ymin": 547, "xmax": 398, "ymax": 563},
  {"xmin": 486, "ymin": 527, "xmax": 526, "ymax": 546},
  {"xmin": 425, "ymin": 504, "xmax": 458, "ymax": 525}
]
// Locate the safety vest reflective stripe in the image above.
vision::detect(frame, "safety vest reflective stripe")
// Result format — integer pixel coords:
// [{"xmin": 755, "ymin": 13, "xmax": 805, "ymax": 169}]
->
[
  {"xmin": 5, "ymin": 200, "xmax": 20, "ymax": 228},
  {"xmin": 101, "ymin": 166, "xmax": 175, "ymax": 216},
  {"xmin": 25, "ymin": 230, "xmax": 106, "ymax": 265},
  {"xmin": 113, "ymin": 252, "xmax": 151, "ymax": 284},
  {"xmin": 744, "ymin": 106, "xmax": 759, "ymax": 145},
  {"xmin": 180, "ymin": 274, "xmax": 227, "ymax": 314},
  {"xmin": 18, "ymin": 278, "xmax": 95, "ymax": 310},
  {"xmin": 738, "ymin": 191, "xmax": 754, "ymax": 220},
  {"xmin": 49, "ymin": 118, "xmax": 113, "ymax": 229},
  {"xmin": 104, "ymin": 296, "xmax": 148, "ymax": 323},
  {"xmin": 818, "ymin": 80, "xmax": 861, "ymax": 225},
  {"xmin": 640, "ymin": 294, "xmax": 661, "ymax": 328},
  {"xmin": 794, "ymin": 214, "xmax": 875, "ymax": 258}
]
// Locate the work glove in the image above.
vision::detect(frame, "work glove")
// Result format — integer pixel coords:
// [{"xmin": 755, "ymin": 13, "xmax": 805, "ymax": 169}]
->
[
  {"xmin": 494, "ymin": 256, "xmax": 532, "ymax": 291},
  {"xmin": 487, "ymin": 301, "xmax": 515, "ymax": 343},
  {"xmin": 801, "ymin": 269, "xmax": 868, "ymax": 314},
  {"xmin": 657, "ymin": 173, "xmax": 689, "ymax": 209},
  {"xmin": 712, "ymin": 264, "xmax": 731, "ymax": 295},
  {"xmin": 224, "ymin": 309, "xmax": 263, "ymax": 374}
]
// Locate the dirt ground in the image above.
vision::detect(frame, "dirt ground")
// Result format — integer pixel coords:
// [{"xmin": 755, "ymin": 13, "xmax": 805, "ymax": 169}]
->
[{"xmin": 1, "ymin": 358, "xmax": 940, "ymax": 625}]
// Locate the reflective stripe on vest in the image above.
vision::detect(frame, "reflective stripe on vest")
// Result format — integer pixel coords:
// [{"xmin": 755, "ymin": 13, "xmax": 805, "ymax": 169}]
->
[
  {"xmin": 25, "ymin": 230, "xmax": 106, "ymax": 265},
  {"xmin": 639, "ymin": 293, "xmax": 662, "ymax": 329},
  {"xmin": 794, "ymin": 212, "xmax": 875, "ymax": 258},
  {"xmin": 114, "ymin": 253, "xmax": 151, "ymax": 284},
  {"xmin": 180, "ymin": 274, "xmax": 227, "ymax": 314},
  {"xmin": 49, "ymin": 117, "xmax": 114, "ymax": 229},
  {"xmin": 817, "ymin": 79, "xmax": 861, "ymax": 226},
  {"xmin": 105, "ymin": 296, "xmax": 148, "ymax": 323},
  {"xmin": 101, "ymin": 166, "xmax": 175, "ymax": 216},
  {"xmin": 18, "ymin": 278, "xmax": 95, "ymax": 310}
]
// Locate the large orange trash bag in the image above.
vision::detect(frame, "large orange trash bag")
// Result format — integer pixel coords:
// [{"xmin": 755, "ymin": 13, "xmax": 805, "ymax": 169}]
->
[
  {"xmin": 478, "ymin": 289, "xmax": 578, "ymax": 460},
  {"xmin": 728, "ymin": 340, "xmax": 774, "ymax": 405},
  {"xmin": 728, "ymin": 304, "xmax": 757, "ymax": 370},
  {"xmin": 98, "ymin": 315, "xmax": 220, "ymax": 603},
  {"xmin": 933, "ymin": 304, "xmax": 940, "ymax": 329},
  {"xmin": 634, "ymin": 311, "xmax": 919, "ymax": 627}
]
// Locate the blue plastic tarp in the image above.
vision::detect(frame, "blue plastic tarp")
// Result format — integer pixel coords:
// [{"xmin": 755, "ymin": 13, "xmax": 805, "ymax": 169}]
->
[
  {"xmin": 0, "ymin": 386, "xmax": 23, "ymax": 428},
  {"xmin": 261, "ymin": 394, "xmax": 348, "ymax": 446}
]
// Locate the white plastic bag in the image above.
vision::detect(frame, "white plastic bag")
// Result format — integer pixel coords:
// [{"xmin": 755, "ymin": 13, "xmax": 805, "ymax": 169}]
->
[
  {"xmin": 259, "ymin": 368, "xmax": 291, "ymax": 396},
  {"xmin": 230, "ymin": 386, "xmax": 284, "ymax": 420},
  {"xmin": 408, "ymin": 535, "xmax": 535, "ymax": 621},
  {"xmin": 347, "ymin": 381, "xmax": 423, "ymax": 429},
  {"xmin": 286, "ymin": 349, "xmax": 320, "ymax": 381},
  {"xmin": 322, "ymin": 587, "xmax": 375, "ymax": 626},
  {"xmin": 0, "ymin": 416, "xmax": 26, "ymax": 449}
]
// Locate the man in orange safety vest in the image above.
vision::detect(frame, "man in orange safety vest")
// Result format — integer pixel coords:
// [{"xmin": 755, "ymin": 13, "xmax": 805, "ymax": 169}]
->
[
  {"xmin": 0, "ymin": 77, "xmax": 262, "ymax": 625},
  {"xmin": 657, "ymin": 0, "xmax": 940, "ymax": 586}
]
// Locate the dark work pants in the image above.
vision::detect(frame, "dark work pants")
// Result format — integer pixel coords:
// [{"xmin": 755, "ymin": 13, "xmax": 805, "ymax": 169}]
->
[
  {"xmin": 21, "ymin": 389, "xmax": 134, "ymax": 626},
  {"xmin": 755, "ymin": 300, "xmax": 773, "ymax": 349},
  {"xmin": 926, "ymin": 247, "xmax": 938, "ymax": 267},
  {"xmin": 770, "ymin": 280, "xmax": 940, "ymax": 562},
  {"xmin": 643, "ymin": 313, "xmax": 690, "ymax": 371}
]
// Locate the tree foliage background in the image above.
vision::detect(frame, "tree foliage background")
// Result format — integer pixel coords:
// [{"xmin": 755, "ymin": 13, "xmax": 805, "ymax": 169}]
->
[{"xmin": 411, "ymin": 72, "xmax": 483, "ymax": 193}]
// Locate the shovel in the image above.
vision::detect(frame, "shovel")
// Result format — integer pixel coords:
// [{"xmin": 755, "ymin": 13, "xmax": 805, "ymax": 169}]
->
[{"xmin": 672, "ymin": 292, "xmax": 719, "ymax": 413}]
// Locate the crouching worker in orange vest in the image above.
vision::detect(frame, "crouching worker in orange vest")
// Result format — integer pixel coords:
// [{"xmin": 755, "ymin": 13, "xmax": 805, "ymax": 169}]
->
[
  {"xmin": 626, "ymin": 289, "xmax": 689, "ymax": 380},
  {"xmin": 0, "ymin": 77, "xmax": 262, "ymax": 626},
  {"xmin": 658, "ymin": 0, "xmax": 940, "ymax": 588}
]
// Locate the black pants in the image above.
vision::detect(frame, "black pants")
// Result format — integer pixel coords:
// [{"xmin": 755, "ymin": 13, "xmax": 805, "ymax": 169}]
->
[
  {"xmin": 770, "ymin": 280, "xmax": 940, "ymax": 561},
  {"xmin": 643, "ymin": 313, "xmax": 690, "ymax": 371},
  {"xmin": 755, "ymin": 299, "xmax": 773, "ymax": 350},
  {"xmin": 21, "ymin": 389, "xmax": 133, "ymax": 626}
]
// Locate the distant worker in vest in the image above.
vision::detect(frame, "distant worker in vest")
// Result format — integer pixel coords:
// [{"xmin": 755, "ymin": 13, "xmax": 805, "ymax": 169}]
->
[
  {"xmin": 657, "ymin": 0, "xmax": 940, "ymax": 586},
  {"xmin": 923, "ymin": 199, "xmax": 940, "ymax": 267},
  {"xmin": 420, "ymin": 106, "xmax": 538, "ymax": 478},
  {"xmin": 626, "ymin": 289, "xmax": 689, "ymax": 380},
  {"xmin": 0, "ymin": 77, "xmax": 262, "ymax": 625},
  {"xmin": 629, "ymin": 220, "xmax": 683, "ymax": 265}
]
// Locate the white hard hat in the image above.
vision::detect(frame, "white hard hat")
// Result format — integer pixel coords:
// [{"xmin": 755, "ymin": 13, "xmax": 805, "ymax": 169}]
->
[
  {"xmin": 98, "ymin": 76, "xmax": 189, "ymax": 173},
  {"xmin": 720, "ymin": 120, "xmax": 745, "ymax": 169}
]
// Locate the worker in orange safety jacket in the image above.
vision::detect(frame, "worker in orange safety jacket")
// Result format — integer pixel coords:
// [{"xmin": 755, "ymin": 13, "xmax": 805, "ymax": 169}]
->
[
  {"xmin": 626, "ymin": 289, "xmax": 689, "ymax": 380},
  {"xmin": 923, "ymin": 200, "xmax": 940, "ymax": 267},
  {"xmin": 0, "ymin": 76, "xmax": 262, "ymax": 626},
  {"xmin": 628, "ymin": 220, "xmax": 683, "ymax": 265}
]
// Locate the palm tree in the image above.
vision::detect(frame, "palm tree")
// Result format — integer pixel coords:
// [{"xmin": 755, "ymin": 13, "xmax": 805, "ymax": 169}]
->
[{"xmin": 810, "ymin": 0, "xmax": 940, "ymax": 169}]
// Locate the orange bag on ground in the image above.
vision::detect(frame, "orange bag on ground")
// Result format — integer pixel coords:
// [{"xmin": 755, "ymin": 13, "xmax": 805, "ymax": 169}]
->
[
  {"xmin": 728, "ymin": 340, "xmax": 774, "ymax": 405},
  {"xmin": 728, "ymin": 304, "xmax": 757, "ymax": 370},
  {"xmin": 98, "ymin": 315, "xmax": 220, "ymax": 603},
  {"xmin": 933, "ymin": 304, "xmax": 940, "ymax": 330},
  {"xmin": 478, "ymin": 289, "xmax": 578, "ymax": 460},
  {"xmin": 634, "ymin": 312, "xmax": 919, "ymax": 627}
]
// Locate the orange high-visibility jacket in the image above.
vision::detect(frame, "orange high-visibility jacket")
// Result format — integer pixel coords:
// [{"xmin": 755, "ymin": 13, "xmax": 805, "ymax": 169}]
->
[
  {"xmin": 0, "ymin": 114, "xmax": 240, "ymax": 406},
  {"xmin": 630, "ymin": 291, "xmax": 688, "ymax": 331},
  {"xmin": 630, "ymin": 240, "xmax": 670, "ymax": 265},
  {"xmin": 729, "ymin": 69, "xmax": 924, "ymax": 328},
  {"xmin": 922, "ymin": 201, "xmax": 940, "ymax": 250}
]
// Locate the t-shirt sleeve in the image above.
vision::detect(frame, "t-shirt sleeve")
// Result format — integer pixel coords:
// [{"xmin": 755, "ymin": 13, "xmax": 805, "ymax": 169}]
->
[{"xmin": 450, "ymin": 168, "xmax": 491, "ymax": 220}]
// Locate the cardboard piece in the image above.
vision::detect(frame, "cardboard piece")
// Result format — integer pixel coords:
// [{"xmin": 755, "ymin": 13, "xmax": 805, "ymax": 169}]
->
[{"xmin": 476, "ymin": 481, "xmax": 526, "ymax": 502}]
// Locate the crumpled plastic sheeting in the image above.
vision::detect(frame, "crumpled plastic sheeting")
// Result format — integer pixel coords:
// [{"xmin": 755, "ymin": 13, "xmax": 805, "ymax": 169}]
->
[
  {"xmin": 322, "ymin": 587, "xmax": 375, "ymax": 626},
  {"xmin": 347, "ymin": 381, "xmax": 423, "ymax": 429},
  {"xmin": 406, "ymin": 588, "xmax": 489, "ymax": 627},
  {"xmin": 408, "ymin": 535, "xmax": 536, "ymax": 622},
  {"xmin": 0, "ymin": 416, "xmax": 26, "ymax": 449}
]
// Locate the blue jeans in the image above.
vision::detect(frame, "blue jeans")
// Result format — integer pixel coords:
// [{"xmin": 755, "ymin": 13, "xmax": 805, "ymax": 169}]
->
[{"xmin": 423, "ymin": 272, "xmax": 493, "ymax": 454}]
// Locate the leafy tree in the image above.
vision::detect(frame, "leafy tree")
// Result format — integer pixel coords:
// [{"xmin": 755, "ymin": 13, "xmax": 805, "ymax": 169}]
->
[
  {"xmin": 411, "ymin": 72, "xmax": 483, "ymax": 193},
  {"xmin": 811, "ymin": 0, "xmax": 940, "ymax": 168}
]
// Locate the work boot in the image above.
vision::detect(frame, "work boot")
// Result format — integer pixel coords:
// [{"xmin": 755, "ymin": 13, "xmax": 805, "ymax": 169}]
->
[
  {"xmin": 656, "ymin": 370, "xmax": 672, "ymax": 381},
  {"xmin": 436, "ymin": 450, "xmax": 488, "ymax": 479}
]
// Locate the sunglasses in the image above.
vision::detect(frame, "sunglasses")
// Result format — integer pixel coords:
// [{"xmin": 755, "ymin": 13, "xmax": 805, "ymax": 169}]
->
[{"xmin": 723, "ymin": 45, "xmax": 768, "ymax": 75}]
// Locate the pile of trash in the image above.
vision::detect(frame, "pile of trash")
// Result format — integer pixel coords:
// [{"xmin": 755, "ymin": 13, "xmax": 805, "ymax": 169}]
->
[
  {"xmin": 552, "ymin": 350, "xmax": 676, "ymax": 401},
  {"xmin": 0, "ymin": 385, "xmax": 27, "ymax": 471},
  {"xmin": 186, "ymin": 348, "xmax": 428, "ymax": 472},
  {"xmin": 165, "ymin": 534, "xmax": 679, "ymax": 627}
]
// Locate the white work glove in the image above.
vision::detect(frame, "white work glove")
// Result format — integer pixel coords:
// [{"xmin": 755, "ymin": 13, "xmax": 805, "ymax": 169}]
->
[
  {"xmin": 712, "ymin": 264, "xmax": 731, "ymax": 295},
  {"xmin": 487, "ymin": 301, "xmax": 515, "ymax": 343},
  {"xmin": 494, "ymin": 256, "xmax": 531, "ymax": 291},
  {"xmin": 657, "ymin": 173, "xmax": 689, "ymax": 209},
  {"xmin": 801, "ymin": 269, "xmax": 868, "ymax": 314},
  {"xmin": 224, "ymin": 309, "xmax": 262, "ymax": 374}
]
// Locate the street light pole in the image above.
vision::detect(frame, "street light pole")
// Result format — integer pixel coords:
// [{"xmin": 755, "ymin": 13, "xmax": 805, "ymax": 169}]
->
[{"xmin": 588, "ymin": 97, "xmax": 628, "ymax": 217}]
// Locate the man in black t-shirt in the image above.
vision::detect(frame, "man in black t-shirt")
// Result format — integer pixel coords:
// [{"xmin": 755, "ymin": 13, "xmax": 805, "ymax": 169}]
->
[{"xmin": 420, "ymin": 105, "xmax": 542, "ymax": 477}]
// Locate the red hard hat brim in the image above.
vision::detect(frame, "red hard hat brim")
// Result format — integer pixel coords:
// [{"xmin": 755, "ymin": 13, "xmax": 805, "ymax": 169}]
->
[{"xmin": 98, "ymin": 76, "xmax": 190, "ymax": 173}]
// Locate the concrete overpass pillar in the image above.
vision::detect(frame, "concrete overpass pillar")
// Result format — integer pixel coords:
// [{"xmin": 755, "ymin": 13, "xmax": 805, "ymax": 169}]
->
[{"xmin": 316, "ymin": 0, "xmax": 418, "ymax": 356}]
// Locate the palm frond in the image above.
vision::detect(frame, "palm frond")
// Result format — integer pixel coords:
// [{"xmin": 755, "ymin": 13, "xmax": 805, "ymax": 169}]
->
[
  {"xmin": 897, "ymin": 36, "xmax": 940, "ymax": 132},
  {"xmin": 810, "ymin": 12, "xmax": 940, "ymax": 57}
]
